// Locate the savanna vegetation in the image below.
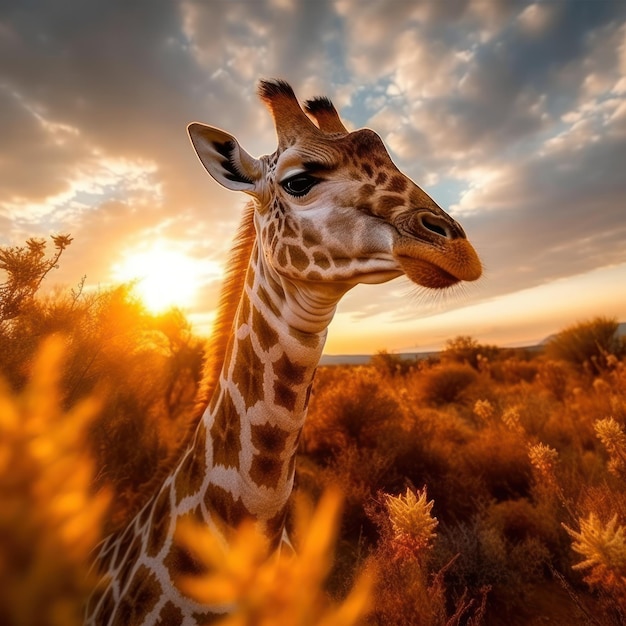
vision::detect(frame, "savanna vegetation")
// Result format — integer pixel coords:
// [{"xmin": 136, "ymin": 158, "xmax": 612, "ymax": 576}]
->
[{"xmin": 1, "ymin": 235, "xmax": 626, "ymax": 625}]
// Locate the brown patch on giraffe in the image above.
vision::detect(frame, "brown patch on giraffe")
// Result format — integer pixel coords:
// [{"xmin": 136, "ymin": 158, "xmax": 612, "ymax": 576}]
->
[
  {"xmin": 288, "ymin": 244, "xmax": 310, "ymax": 271},
  {"xmin": 164, "ymin": 524, "xmax": 208, "ymax": 591},
  {"xmin": 112, "ymin": 565, "xmax": 162, "ymax": 626},
  {"xmin": 313, "ymin": 252, "xmax": 331, "ymax": 269},
  {"xmin": 95, "ymin": 539, "xmax": 117, "ymax": 574},
  {"xmin": 362, "ymin": 162, "xmax": 374, "ymax": 178},
  {"xmin": 210, "ymin": 389, "xmax": 242, "ymax": 470},
  {"xmin": 239, "ymin": 293, "xmax": 251, "ymax": 324},
  {"xmin": 258, "ymin": 284, "xmax": 281, "ymax": 318},
  {"xmin": 283, "ymin": 215, "xmax": 298, "ymax": 238},
  {"xmin": 204, "ymin": 483, "xmax": 250, "ymax": 528},
  {"xmin": 250, "ymin": 453, "xmax": 283, "ymax": 489},
  {"xmin": 354, "ymin": 139, "xmax": 371, "ymax": 158},
  {"xmin": 266, "ymin": 221, "xmax": 276, "ymax": 243},
  {"xmin": 409, "ymin": 188, "xmax": 431, "ymax": 208},
  {"xmin": 155, "ymin": 601, "xmax": 184, "ymax": 626},
  {"xmin": 378, "ymin": 194, "xmax": 405, "ymax": 214},
  {"xmin": 90, "ymin": 585, "xmax": 115, "ymax": 623},
  {"xmin": 253, "ymin": 305, "xmax": 279, "ymax": 351},
  {"xmin": 174, "ymin": 426, "xmax": 207, "ymax": 505},
  {"xmin": 273, "ymin": 378, "xmax": 297, "ymax": 411},
  {"xmin": 275, "ymin": 352, "xmax": 307, "ymax": 384},
  {"xmin": 146, "ymin": 488, "xmax": 172, "ymax": 558},
  {"xmin": 250, "ymin": 424, "xmax": 296, "ymax": 493},
  {"xmin": 358, "ymin": 183, "xmax": 376, "ymax": 200},
  {"xmin": 375, "ymin": 171, "xmax": 388, "ymax": 186},
  {"xmin": 246, "ymin": 264, "xmax": 255, "ymax": 288},
  {"xmin": 386, "ymin": 174, "xmax": 408, "ymax": 193},
  {"xmin": 302, "ymin": 229, "xmax": 322, "ymax": 249},
  {"xmin": 251, "ymin": 421, "xmax": 290, "ymax": 455},
  {"xmin": 222, "ymin": 333, "xmax": 237, "ymax": 380},
  {"xmin": 231, "ymin": 333, "xmax": 265, "ymax": 410},
  {"xmin": 118, "ymin": 536, "xmax": 144, "ymax": 592},
  {"xmin": 277, "ymin": 245, "xmax": 287, "ymax": 267},
  {"xmin": 307, "ymin": 270, "xmax": 322, "ymax": 281}
]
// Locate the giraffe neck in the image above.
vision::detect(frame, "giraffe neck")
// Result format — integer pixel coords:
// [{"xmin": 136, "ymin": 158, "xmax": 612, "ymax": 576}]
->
[
  {"xmin": 85, "ymin": 236, "xmax": 344, "ymax": 624},
  {"xmin": 173, "ymin": 240, "xmax": 337, "ymax": 544}
]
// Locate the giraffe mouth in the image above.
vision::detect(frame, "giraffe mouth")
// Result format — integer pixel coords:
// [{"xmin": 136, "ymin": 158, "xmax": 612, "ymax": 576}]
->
[
  {"xmin": 396, "ymin": 255, "xmax": 461, "ymax": 289},
  {"xmin": 393, "ymin": 236, "xmax": 482, "ymax": 289}
]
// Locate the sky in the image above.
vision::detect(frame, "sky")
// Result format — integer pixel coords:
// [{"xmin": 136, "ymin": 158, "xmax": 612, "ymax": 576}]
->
[{"xmin": 1, "ymin": 0, "xmax": 626, "ymax": 354}]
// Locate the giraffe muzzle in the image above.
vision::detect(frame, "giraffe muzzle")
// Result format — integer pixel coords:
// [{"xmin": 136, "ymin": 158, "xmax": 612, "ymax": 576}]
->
[{"xmin": 392, "ymin": 209, "xmax": 482, "ymax": 288}]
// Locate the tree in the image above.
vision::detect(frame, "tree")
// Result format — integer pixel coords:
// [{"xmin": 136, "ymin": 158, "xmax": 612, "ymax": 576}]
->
[
  {"xmin": 0, "ymin": 235, "xmax": 205, "ymax": 528},
  {"xmin": 0, "ymin": 234, "xmax": 73, "ymax": 324},
  {"xmin": 441, "ymin": 335, "xmax": 499, "ymax": 369}
]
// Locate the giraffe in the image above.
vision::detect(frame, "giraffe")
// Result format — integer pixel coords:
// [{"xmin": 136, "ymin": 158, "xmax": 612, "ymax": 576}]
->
[{"xmin": 85, "ymin": 79, "xmax": 482, "ymax": 625}]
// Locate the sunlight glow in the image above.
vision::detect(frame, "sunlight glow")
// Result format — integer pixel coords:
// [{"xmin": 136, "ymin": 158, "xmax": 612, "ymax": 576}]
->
[{"xmin": 112, "ymin": 242, "xmax": 205, "ymax": 313}]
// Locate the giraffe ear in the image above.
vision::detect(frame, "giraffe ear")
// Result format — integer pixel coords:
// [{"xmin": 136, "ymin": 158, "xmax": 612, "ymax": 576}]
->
[{"xmin": 187, "ymin": 123, "xmax": 262, "ymax": 193}]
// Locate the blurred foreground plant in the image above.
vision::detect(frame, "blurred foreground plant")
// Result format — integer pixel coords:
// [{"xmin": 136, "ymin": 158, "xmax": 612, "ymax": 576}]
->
[
  {"xmin": 0, "ymin": 336, "xmax": 109, "ymax": 626},
  {"xmin": 176, "ymin": 489, "xmax": 375, "ymax": 626}
]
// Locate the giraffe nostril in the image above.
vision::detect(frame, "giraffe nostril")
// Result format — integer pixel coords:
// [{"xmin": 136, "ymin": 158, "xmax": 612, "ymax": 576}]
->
[{"xmin": 418, "ymin": 213, "xmax": 452, "ymax": 239}]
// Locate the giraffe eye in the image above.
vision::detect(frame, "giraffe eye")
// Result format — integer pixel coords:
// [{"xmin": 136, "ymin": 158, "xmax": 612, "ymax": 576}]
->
[{"xmin": 281, "ymin": 173, "xmax": 318, "ymax": 197}]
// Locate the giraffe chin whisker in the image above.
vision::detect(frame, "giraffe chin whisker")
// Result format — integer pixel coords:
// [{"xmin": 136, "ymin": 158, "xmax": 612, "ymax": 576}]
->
[{"xmin": 396, "ymin": 256, "xmax": 461, "ymax": 290}]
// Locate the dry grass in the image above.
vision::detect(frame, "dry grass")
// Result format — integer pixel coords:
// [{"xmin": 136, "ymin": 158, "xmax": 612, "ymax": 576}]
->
[
  {"xmin": 301, "ymin": 322, "xmax": 626, "ymax": 624},
  {"xmin": 2, "ymin": 296, "xmax": 626, "ymax": 625}
]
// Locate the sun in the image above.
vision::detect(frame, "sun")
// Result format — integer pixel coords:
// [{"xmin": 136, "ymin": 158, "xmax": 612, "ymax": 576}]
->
[{"xmin": 112, "ymin": 242, "xmax": 204, "ymax": 313}]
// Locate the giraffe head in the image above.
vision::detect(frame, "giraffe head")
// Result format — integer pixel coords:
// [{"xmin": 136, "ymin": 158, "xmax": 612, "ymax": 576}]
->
[{"xmin": 188, "ymin": 79, "xmax": 481, "ymax": 297}]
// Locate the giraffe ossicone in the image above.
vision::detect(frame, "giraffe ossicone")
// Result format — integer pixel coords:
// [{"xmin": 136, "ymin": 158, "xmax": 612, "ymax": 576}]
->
[{"xmin": 85, "ymin": 79, "xmax": 482, "ymax": 625}]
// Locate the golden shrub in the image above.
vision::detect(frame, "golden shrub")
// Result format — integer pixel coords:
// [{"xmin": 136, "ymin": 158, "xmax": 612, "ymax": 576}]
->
[
  {"xmin": 563, "ymin": 513, "xmax": 626, "ymax": 610},
  {"xmin": 595, "ymin": 417, "xmax": 626, "ymax": 478},
  {"xmin": 176, "ymin": 489, "xmax": 375, "ymax": 626},
  {"xmin": 0, "ymin": 337, "xmax": 109, "ymax": 626},
  {"xmin": 385, "ymin": 488, "xmax": 438, "ymax": 558}
]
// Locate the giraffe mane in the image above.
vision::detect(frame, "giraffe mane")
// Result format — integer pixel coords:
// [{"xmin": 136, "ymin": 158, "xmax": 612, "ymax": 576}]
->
[
  {"xmin": 105, "ymin": 205, "xmax": 257, "ymax": 533},
  {"xmin": 197, "ymin": 202, "xmax": 256, "ymax": 409}
]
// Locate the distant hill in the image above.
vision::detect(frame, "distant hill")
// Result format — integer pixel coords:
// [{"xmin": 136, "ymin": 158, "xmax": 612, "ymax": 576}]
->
[
  {"xmin": 539, "ymin": 321, "xmax": 626, "ymax": 346},
  {"xmin": 321, "ymin": 322, "xmax": 626, "ymax": 366}
]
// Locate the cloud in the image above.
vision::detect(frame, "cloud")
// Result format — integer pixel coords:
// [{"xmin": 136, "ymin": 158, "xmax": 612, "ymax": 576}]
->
[{"xmin": 1, "ymin": 0, "xmax": 625, "ymax": 333}]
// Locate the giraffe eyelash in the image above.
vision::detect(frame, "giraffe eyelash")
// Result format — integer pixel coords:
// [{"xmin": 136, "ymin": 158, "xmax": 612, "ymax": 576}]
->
[{"xmin": 280, "ymin": 172, "xmax": 320, "ymax": 197}]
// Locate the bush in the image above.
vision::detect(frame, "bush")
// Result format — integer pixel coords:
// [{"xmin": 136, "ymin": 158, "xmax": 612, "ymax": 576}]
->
[
  {"xmin": 420, "ymin": 363, "xmax": 478, "ymax": 405},
  {"xmin": 546, "ymin": 317, "xmax": 624, "ymax": 375},
  {"xmin": 0, "ymin": 237, "xmax": 204, "ymax": 530},
  {"xmin": 441, "ymin": 336, "xmax": 499, "ymax": 370}
]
